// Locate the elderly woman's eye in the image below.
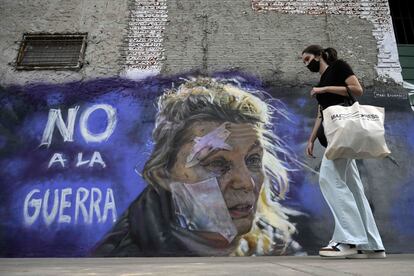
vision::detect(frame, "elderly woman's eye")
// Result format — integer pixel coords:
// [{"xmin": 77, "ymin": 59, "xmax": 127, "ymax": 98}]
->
[
  {"xmin": 246, "ymin": 154, "xmax": 262, "ymax": 168},
  {"xmin": 201, "ymin": 158, "xmax": 230, "ymax": 174},
  {"xmin": 209, "ymin": 159, "xmax": 227, "ymax": 168}
]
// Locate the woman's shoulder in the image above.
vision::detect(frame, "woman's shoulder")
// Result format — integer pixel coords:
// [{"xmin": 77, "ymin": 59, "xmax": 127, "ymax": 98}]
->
[
  {"xmin": 331, "ymin": 59, "xmax": 354, "ymax": 77},
  {"xmin": 332, "ymin": 59, "xmax": 352, "ymax": 68}
]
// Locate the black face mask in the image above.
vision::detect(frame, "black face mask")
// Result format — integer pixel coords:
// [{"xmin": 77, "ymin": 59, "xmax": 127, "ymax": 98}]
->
[{"xmin": 307, "ymin": 58, "xmax": 320, "ymax": 72}]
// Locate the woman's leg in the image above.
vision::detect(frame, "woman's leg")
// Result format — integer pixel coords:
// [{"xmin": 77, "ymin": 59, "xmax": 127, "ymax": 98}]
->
[
  {"xmin": 345, "ymin": 160, "xmax": 385, "ymax": 251},
  {"xmin": 319, "ymin": 155, "xmax": 368, "ymax": 245}
]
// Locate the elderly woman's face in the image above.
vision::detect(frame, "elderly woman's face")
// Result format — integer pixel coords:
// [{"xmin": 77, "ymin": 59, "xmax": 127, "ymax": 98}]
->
[{"xmin": 169, "ymin": 121, "xmax": 265, "ymax": 236}]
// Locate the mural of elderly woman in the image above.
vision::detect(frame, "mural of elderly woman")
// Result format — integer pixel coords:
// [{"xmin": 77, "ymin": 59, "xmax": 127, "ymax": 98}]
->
[{"xmin": 92, "ymin": 77, "xmax": 303, "ymax": 257}]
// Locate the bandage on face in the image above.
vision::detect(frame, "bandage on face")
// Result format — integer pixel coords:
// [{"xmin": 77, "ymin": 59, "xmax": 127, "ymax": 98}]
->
[
  {"xmin": 186, "ymin": 122, "xmax": 232, "ymax": 168},
  {"xmin": 170, "ymin": 177, "xmax": 238, "ymax": 243}
]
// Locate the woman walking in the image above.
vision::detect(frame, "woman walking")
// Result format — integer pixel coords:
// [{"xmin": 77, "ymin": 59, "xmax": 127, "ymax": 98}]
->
[{"xmin": 302, "ymin": 45, "xmax": 386, "ymax": 258}]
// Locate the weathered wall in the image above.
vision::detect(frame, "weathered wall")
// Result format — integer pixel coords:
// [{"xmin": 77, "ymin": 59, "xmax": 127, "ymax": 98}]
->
[
  {"xmin": 251, "ymin": 0, "xmax": 403, "ymax": 83},
  {"xmin": 0, "ymin": 0, "xmax": 129, "ymax": 85},
  {"xmin": 161, "ymin": 0, "xmax": 381, "ymax": 86},
  {"xmin": 1, "ymin": 0, "xmax": 403, "ymax": 86}
]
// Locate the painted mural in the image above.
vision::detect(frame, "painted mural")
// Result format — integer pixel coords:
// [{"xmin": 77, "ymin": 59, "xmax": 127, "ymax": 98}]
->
[{"xmin": 0, "ymin": 73, "xmax": 413, "ymax": 257}]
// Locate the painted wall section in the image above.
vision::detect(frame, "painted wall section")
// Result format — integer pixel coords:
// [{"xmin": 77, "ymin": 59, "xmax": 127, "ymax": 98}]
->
[
  {"xmin": 251, "ymin": 0, "xmax": 403, "ymax": 83},
  {"xmin": 0, "ymin": 74, "xmax": 413, "ymax": 257}
]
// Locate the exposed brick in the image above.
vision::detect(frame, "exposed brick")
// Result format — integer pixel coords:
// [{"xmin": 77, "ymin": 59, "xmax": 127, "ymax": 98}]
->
[{"xmin": 124, "ymin": 0, "xmax": 168, "ymax": 73}]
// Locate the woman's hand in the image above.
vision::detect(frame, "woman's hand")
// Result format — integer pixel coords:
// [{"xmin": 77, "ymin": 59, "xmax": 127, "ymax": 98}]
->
[
  {"xmin": 310, "ymin": 87, "xmax": 326, "ymax": 97},
  {"xmin": 306, "ymin": 140, "xmax": 315, "ymax": 158}
]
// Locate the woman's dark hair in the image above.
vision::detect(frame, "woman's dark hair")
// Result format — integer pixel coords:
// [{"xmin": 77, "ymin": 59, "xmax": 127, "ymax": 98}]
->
[{"xmin": 302, "ymin": 45, "xmax": 338, "ymax": 65}]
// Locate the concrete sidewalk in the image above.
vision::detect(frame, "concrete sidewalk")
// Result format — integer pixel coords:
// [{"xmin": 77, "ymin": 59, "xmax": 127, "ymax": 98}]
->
[{"xmin": 1, "ymin": 254, "xmax": 413, "ymax": 276}]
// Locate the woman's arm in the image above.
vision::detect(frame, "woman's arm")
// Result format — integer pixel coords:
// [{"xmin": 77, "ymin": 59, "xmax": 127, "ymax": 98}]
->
[
  {"xmin": 308, "ymin": 107, "xmax": 322, "ymax": 143},
  {"xmin": 311, "ymin": 75, "xmax": 364, "ymax": 97},
  {"xmin": 306, "ymin": 105, "xmax": 323, "ymax": 157}
]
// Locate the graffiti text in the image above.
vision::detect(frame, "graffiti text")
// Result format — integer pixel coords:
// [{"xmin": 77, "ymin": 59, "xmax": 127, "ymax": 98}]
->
[
  {"xmin": 23, "ymin": 187, "xmax": 117, "ymax": 226},
  {"xmin": 40, "ymin": 104, "xmax": 117, "ymax": 147}
]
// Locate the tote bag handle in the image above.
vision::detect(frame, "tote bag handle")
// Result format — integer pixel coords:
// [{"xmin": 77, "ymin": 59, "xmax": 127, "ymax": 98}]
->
[{"xmin": 345, "ymin": 86, "xmax": 357, "ymax": 106}]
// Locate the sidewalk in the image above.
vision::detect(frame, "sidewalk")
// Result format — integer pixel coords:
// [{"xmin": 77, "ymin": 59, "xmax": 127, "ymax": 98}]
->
[{"xmin": 1, "ymin": 254, "xmax": 413, "ymax": 276}]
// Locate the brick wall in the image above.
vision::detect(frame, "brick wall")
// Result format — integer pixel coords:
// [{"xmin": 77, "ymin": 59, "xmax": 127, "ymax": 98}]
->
[{"xmin": 122, "ymin": 0, "xmax": 168, "ymax": 79}]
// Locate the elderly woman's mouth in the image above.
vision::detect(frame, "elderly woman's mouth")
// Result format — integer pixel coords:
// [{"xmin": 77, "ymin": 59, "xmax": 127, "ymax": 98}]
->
[{"xmin": 228, "ymin": 204, "xmax": 254, "ymax": 219}]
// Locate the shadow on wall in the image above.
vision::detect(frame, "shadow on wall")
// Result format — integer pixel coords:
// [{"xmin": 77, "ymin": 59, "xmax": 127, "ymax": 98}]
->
[{"xmin": 0, "ymin": 73, "xmax": 413, "ymax": 257}]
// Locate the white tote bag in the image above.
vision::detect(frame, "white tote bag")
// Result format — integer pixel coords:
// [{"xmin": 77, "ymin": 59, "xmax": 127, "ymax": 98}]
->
[{"xmin": 322, "ymin": 102, "xmax": 391, "ymax": 160}]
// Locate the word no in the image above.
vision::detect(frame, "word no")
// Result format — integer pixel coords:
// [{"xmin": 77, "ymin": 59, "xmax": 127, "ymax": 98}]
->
[{"xmin": 40, "ymin": 104, "xmax": 117, "ymax": 147}]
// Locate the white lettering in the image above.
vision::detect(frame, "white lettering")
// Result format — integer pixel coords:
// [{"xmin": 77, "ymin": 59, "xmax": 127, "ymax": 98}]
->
[
  {"xmin": 58, "ymin": 188, "xmax": 72, "ymax": 224},
  {"xmin": 75, "ymin": 188, "xmax": 90, "ymax": 224},
  {"xmin": 48, "ymin": 153, "xmax": 67, "ymax": 168},
  {"xmin": 80, "ymin": 104, "xmax": 117, "ymax": 143},
  {"xmin": 23, "ymin": 188, "xmax": 116, "ymax": 226},
  {"xmin": 89, "ymin": 151, "xmax": 106, "ymax": 168},
  {"xmin": 76, "ymin": 152, "xmax": 90, "ymax": 167},
  {"xmin": 24, "ymin": 189, "xmax": 42, "ymax": 226},
  {"xmin": 102, "ymin": 188, "xmax": 117, "ymax": 223},
  {"xmin": 40, "ymin": 106, "xmax": 80, "ymax": 147},
  {"xmin": 89, "ymin": 188, "xmax": 102, "ymax": 223},
  {"xmin": 42, "ymin": 189, "xmax": 59, "ymax": 226}
]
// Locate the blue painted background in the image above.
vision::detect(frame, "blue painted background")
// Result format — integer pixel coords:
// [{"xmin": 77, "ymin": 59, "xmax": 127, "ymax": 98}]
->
[{"xmin": 0, "ymin": 74, "xmax": 413, "ymax": 256}]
